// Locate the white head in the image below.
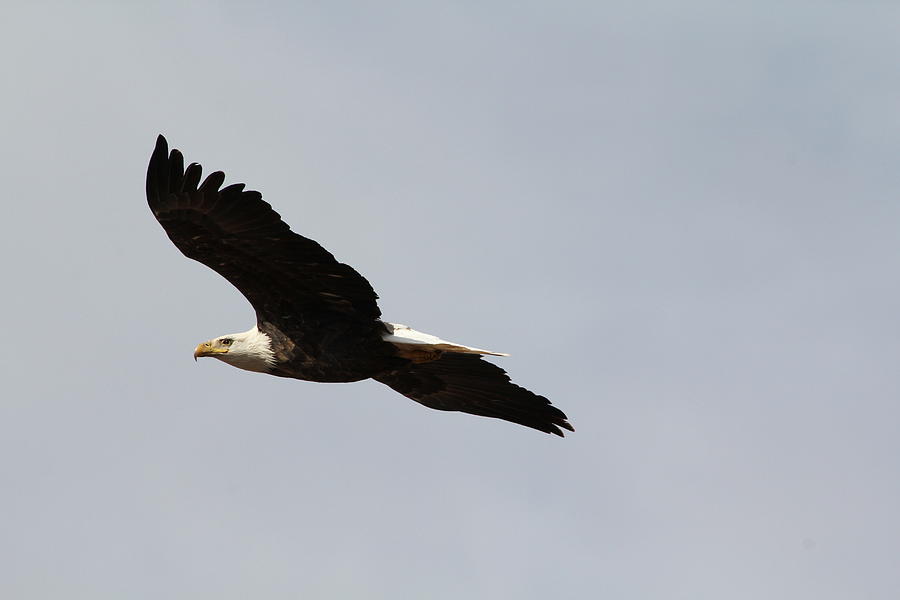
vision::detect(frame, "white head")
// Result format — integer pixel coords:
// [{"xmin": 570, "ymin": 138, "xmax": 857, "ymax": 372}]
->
[{"xmin": 193, "ymin": 325, "xmax": 276, "ymax": 373}]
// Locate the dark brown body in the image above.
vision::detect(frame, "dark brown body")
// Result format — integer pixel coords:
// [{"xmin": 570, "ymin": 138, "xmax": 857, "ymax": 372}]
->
[{"xmin": 260, "ymin": 319, "xmax": 406, "ymax": 383}]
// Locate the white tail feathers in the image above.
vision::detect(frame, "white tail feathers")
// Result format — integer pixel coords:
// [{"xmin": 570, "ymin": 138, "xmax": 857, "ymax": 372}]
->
[{"xmin": 382, "ymin": 322, "xmax": 509, "ymax": 357}]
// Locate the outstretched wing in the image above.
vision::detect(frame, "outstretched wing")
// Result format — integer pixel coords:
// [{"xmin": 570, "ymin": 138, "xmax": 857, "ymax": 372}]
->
[
  {"xmin": 374, "ymin": 353, "xmax": 574, "ymax": 436},
  {"xmin": 146, "ymin": 135, "xmax": 381, "ymax": 328}
]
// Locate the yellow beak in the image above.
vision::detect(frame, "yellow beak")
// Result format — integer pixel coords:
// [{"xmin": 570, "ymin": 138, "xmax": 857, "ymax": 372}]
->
[
  {"xmin": 194, "ymin": 341, "xmax": 228, "ymax": 361},
  {"xmin": 194, "ymin": 342, "xmax": 210, "ymax": 360}
]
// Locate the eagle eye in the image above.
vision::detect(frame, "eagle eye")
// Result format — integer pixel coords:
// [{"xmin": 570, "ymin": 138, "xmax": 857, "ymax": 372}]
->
[{"xmin": 220, "ymin": 338, "xmax": 233, "ymax": 345}]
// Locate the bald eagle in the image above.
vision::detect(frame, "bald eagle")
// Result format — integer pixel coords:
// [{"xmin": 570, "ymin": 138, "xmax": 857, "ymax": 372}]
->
[{"xmin": 146, "ymin": 135, "xmax": 573, "ymax": 436}]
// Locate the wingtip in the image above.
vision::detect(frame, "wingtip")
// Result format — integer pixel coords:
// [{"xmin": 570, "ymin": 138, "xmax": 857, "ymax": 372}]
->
[
  {"xmin": 147, "ymin": 134, "xmax": 172, "ymax": 202},
  {"xmin": 155, "ymin": 134, "xmax": 168, "ymax": 153},
  {"xmin": 550, "ymin": 421, "xmax": 575, "ymax": 437}
]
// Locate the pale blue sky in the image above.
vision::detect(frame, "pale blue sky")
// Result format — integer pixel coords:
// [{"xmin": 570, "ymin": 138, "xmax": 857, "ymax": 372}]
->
[{"xmin": 2, "ymin": 2, "xmax": 899, "ymax": 598}]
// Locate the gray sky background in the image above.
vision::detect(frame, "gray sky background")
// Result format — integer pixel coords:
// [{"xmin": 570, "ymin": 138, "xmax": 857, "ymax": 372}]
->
[{"xmin": 2, "ymin": 2, "xmax": 899, "ymax": 598}]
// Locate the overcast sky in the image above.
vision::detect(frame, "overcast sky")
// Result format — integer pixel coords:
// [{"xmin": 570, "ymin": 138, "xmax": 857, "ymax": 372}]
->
[{"xmin": 2, "ymin": 2, "xmax": 899, "ymax": 598}]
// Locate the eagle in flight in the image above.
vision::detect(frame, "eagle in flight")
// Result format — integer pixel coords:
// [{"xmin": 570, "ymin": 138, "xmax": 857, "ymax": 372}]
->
[{"xmin": 146, "ymin": 135, "xmax": 573, "ymax": 436}]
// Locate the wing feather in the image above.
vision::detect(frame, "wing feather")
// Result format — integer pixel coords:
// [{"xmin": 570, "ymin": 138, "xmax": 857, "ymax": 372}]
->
[
  {"xmin": 374, "ymin": 353, "xmax": 574, "ymax": 436},
  {"xmin": 146, "ymin": 135, "xmax": 381, "ymax": 328}
]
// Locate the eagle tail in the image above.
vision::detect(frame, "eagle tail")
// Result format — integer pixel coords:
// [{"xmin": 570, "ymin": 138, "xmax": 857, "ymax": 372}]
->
[{"xmin": 382, "ymin": 322, "xmax": 509, "ymax": 358}]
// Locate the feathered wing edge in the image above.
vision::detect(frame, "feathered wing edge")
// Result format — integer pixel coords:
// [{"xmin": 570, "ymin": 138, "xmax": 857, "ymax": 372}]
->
[
  {"xmin": 374, "ymin": 353, "xmax": 574, "ymax": 436},
  {"xmin": 146, "ymin": 134, "xmax": 383, "ymax": 325}
]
